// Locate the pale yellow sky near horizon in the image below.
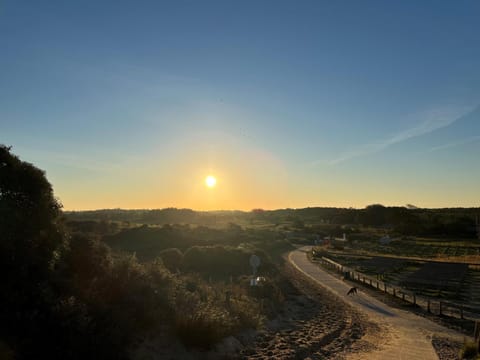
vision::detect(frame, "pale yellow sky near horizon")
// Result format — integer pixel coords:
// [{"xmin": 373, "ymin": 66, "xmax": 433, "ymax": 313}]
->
[{"xmin": 12, "ymin": 128, "xmax": 480, "ymax": 212}]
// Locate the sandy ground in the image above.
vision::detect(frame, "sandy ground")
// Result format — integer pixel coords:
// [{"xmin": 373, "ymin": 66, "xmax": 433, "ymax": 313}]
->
[{"xmin": 235, "ymin": 262, "xmax": 380, "ymax": 359}]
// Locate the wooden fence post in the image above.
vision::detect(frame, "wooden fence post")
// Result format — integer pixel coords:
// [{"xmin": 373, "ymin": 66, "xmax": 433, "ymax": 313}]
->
[
  {"xmin": 474, "ymin": 321, "xmax": 479, "ymax": 345},
  {"xmin": 427, "ymin": 300, "xmax": 430, "ymax": 313},
  {"xmin": 384, "ymin": 283, "xmax": 387, "ymax": 293},
  {"xmin": 460, "ymin": 305, "xmax": 463, "ymax": 320},
  {"xmin": 402, "ymin": 293, "xmax": 405, "ymax": 301},
  {"xmin": 413, "ymin": 294, "xmax": 416, "ymax": 306},
  {"xmin": 439, "ymin": 302, "xmax": 442, "ymax": 316}
]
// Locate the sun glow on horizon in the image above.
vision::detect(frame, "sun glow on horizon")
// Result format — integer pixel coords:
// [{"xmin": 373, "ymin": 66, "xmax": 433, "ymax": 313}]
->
[{"xmin": 205, "ymin": 175, "xmax": 217, "ymax": 188}]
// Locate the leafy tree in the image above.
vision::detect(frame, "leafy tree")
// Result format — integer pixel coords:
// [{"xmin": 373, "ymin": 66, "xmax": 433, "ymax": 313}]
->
[
  {"xmin": 361, "ymin": 204, "xmax": 387, "ymax": 226},
  {"xmin": 0, "ymin": 145, "xmax": 63, "ymax": 286},
  {"xmin": 0, "ymin": 145, "xmax": 66, "ymax": 357}
]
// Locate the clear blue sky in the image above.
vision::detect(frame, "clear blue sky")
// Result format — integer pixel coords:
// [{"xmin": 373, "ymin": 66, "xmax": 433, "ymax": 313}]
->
[{"xmin": 1, "ymin": 1, "xmax": 479, "ymax": 209}]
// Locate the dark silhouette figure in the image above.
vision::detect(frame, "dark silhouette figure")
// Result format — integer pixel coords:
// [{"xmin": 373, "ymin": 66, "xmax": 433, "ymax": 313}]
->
[{"xmin": 347, "ymin": 287, "xmax": 358, "ymax": 296}]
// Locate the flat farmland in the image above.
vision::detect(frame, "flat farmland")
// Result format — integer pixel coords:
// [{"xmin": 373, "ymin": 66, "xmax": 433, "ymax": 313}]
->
[
  {"xmin": 400, "ymin": 262, "xmax": 469, "ymax": 302},
  {"xmin": 346, "ymin": 236, "xmax": 480, "ymax": 264}
]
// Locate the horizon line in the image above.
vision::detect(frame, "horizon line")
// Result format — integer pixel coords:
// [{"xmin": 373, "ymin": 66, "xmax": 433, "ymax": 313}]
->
[{"xmin": 63, "ymin": 205, "xmax": 480, "ymax": 212}]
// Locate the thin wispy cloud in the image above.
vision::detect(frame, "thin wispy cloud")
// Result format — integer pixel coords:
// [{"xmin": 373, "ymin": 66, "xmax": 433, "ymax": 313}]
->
[
  {"xmin": 429, "ymin": 135, "xmax": 480, "ymax": 152},
  {"xmin": 13, "ymin": 146, "xmax": 133, "ymax": 173},
  {"xmin": 42, "ymin": 152, "xmax": 124, "ymax": 173},
  {"xmin": 316, "ymin": 105, "xmax": 476, "ymax": 166}
]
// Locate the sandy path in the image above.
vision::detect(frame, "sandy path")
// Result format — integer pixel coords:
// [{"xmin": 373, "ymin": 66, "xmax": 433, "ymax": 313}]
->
[
  {"xmin": 239, "ymin": 260, "xmax": 373, "ymax": 359},
  {"xmin": 289, "ymin": 247, "xmax": 467, "ymax": 360}
]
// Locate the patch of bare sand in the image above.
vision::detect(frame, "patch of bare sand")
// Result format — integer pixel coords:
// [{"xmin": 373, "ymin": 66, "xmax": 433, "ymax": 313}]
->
[{"xmin": 235, "ymin": 263, "xmax": 382, "ymax": 360}]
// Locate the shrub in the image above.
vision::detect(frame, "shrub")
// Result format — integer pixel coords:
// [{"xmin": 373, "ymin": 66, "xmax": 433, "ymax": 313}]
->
[
  {"xmin": 182, "ymin": 245, "xmax": 275, "ymax": 280},
  {"xmin": 174, "ymin": 305, "xmax": 227, "ymax": 348},
  {"xmin": 183, "ymin": 245, "xmax": 250, "ymax": 279},
  {"xmin": 459, "ymin": 340, "xmax": 478, "ymax": 359},
  {"xmin": 158, "ymin": 248, "xmax": 183, "ymax": 273},
  {"xmin": 172, "ymin": 276, "xmax": 265, "ymax": 349},
  {"xmin": 0, "ymin": 341, "xmax": 14, "ymax": 360}
]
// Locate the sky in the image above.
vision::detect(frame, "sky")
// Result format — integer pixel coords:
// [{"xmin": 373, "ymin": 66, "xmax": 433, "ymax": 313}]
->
[{"xmin": 1, "ymin": 1, "xmax": 480, "ymax": 210}]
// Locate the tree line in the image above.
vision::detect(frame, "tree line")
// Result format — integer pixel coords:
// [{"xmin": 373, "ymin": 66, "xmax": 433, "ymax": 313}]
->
[{"xmin": 68, "ymin": 204, "xmax": 480, "ymax": 239}]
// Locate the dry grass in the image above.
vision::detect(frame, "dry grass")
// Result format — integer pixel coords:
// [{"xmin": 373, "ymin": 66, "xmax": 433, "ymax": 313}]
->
[{"xmin": 459, "ymin": 340, "xmax": 478, "ymax": 359}]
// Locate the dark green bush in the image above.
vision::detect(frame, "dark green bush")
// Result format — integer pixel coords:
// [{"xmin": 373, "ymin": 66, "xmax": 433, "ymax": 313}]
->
[{"xmin": 158, "ymin": 248, "xmax": 183, "ymax": 273}]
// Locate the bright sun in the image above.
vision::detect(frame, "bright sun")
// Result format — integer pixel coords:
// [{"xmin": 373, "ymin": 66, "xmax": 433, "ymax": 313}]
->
[{"xmin": 205, "ymin": 175, "xmax": 217, "ymax": 188}]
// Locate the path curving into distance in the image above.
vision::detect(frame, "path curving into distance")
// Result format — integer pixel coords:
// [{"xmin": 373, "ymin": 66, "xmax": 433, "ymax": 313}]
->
[{"xmin": 288, "ymin": 246, "xmax": 466, "ymax": 360}]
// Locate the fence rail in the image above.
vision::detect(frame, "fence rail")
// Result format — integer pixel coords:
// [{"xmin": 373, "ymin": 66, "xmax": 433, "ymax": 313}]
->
[{"xmin": 316, "ymin": 255, "xmax": 480, "ymax": 321}]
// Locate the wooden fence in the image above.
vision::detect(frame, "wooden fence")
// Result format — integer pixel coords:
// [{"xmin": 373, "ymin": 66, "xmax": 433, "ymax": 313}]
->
[{"xmin": 316, "ymin": 255, "xmax": 480, "ymax": 321}]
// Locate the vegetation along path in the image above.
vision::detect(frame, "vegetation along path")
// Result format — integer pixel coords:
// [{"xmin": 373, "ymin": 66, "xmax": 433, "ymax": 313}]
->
[{"xmin": 289, "ymin": 246, "xmax": 468, "ymax": 359}]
